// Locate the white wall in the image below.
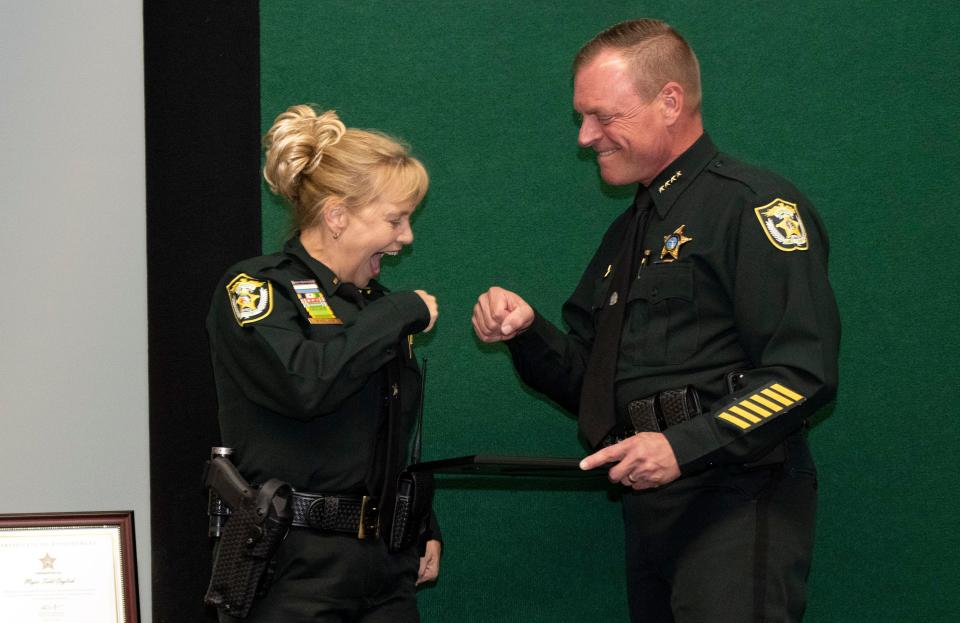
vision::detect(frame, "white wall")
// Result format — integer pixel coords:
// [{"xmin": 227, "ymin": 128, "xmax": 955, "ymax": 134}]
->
[{"xmin": 0, "ymin": 1, "xmax": 151, "ymax": 620}]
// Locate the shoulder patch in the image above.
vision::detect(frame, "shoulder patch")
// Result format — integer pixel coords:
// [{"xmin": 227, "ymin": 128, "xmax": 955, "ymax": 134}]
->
[
  {"xmin": 291, "ymin": 280, "xmax": 342, "ymax": 325},
  {"xmin": 754, "ymin": 198, "xmax": 809, "ymax": 251},
  {"xmin": 226, "ymin": 273, "xmax": 273, "ymax": 326},
  {"xmin": 714, "ymin": 382, "xmax": 806, "ymax": 433}
]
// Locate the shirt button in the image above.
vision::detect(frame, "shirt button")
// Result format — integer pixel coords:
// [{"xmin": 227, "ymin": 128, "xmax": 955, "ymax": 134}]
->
[{"xmin": 652, "ymin": 287, "xmax": 659, "ymax": 297}]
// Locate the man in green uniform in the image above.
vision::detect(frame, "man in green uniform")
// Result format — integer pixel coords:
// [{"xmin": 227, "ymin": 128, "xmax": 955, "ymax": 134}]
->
[{"xmin": 473, "ymin": 19, "xmax": 839, "ymax": 622}]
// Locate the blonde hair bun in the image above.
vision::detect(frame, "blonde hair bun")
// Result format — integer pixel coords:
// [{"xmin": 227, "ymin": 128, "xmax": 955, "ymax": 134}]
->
[
  {"xmin": 262, "ymin": 104, "xmax": 346, "ymax": 203},
  {"xmin": 261, "ymin": 103, "xmax": 428, "ymax": 232}
]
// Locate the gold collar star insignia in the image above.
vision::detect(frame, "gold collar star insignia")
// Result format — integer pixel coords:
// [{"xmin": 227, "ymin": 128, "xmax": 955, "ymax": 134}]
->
[
  {"xmin": 660, "ymin": 224, "xmax": 693, "ymax": 261},
  {"xmin": 658, "ymin": 170, "xmax": 683, "ymax": 194}
]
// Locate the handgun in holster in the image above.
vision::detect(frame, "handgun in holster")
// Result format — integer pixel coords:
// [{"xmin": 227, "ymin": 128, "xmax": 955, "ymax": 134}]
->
[
  {"xmin": 203, "ymin": 453, "xmax": 292, "ymax": 619},
  {"xmin": 388, "ymin": 469, "xmax": 434, "ymax": 552}
]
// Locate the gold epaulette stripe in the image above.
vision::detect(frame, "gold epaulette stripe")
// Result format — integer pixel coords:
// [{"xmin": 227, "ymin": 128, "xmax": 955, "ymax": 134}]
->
[
  {"xmin": 714, "ymin": 381, "xmax": 806, "ymax": 433},
  {"xmin": 717, "ymin": 412, "xmax": 751, "ymax": 429},
  {"xmin": 771, "ymin": 383, "xmax": 804, "ymax": 401},
  {"xmin": 739, "ymin": 399, "xmax": 773, "ymax": 418},
  {"xmin": 729, "ymin": 405, "xmax": 762, "ymax": 423},
  {"xmin": 749, "ymin": 394, "xmax": 783, "ymax": 412},
  {"xmin": 761, "ymin": 387, "xmax": 794, "ymax": 406}
]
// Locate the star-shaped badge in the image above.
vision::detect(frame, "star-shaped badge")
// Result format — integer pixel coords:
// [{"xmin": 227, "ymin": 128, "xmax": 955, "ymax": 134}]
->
[
  {"xmin": 660, "ymin": 224, "xmax": 693, "ymax": 261},
  {"xmin": 775, "ymin": 214, "xmax": 803, "ymax": 238},
  {"xmin": 39, "ymin": 553, "xmax": 56, "ymax": 570}
]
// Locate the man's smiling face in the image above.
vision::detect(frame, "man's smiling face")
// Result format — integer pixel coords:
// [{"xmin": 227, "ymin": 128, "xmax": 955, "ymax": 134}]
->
[{"xmin": 574, "ymin": 49, "xmax": 673, "ymax": 187}]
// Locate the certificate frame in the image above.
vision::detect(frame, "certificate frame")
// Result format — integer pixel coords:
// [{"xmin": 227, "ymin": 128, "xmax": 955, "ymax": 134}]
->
[{"xmin": 0, "ymin": 511, "xmax": 139, "ymax": 623}]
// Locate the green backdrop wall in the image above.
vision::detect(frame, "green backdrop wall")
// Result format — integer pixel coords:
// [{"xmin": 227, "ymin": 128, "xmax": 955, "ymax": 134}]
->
[{"xmin": 260, "ymin": 2, "xmax": 960, "ymax": 621}]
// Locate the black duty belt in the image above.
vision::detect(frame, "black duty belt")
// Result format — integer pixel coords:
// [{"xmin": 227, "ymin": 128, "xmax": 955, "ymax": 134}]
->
[
  {"xmin": 601, "ymin": 386, "xmax": 702, "ymax": 447},
  {"xmin": 289, "ymin": 492, "xmax": 380, "ymax": 539}
]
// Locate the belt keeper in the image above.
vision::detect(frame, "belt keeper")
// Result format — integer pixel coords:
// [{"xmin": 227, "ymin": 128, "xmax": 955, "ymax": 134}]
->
[{"xmin": 306, "ymin": 496, "xmax": 337, "ymax": 531}]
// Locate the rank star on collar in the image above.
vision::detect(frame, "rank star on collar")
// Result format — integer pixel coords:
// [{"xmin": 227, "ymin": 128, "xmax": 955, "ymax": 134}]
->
[
  {"xmin": 658, "ymin": 170, "xmax": 683, "ymax": 194},
  {"xmin": 660, "ymin": 224, "xmax": 693, "ymax": 261}
]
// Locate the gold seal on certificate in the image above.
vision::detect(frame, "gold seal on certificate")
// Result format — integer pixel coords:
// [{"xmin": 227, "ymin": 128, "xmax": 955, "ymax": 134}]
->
[{"xmin": 0, "ymin": 512, "xmax": 139, "ymax": 623}]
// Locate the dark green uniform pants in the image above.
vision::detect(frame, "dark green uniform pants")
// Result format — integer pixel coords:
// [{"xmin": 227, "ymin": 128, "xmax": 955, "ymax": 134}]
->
[
  {"xmin": 220, "ymin": 530, "xmax": 420, "ymax": 623},
  {"xmin": 623, "ymin": 462, "xmax": 816, "ymax": 622}
]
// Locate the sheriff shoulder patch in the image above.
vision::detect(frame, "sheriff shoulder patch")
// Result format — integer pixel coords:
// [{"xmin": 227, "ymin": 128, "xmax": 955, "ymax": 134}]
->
[
  {"xmin": 714, "ymin": 382, "xmax": 806, "ymax": 433},
  {"xmin": 291, "ymin": 280, "xmax": 342, "ymax": 325},
  {"xmin": 226, "ymin": 273, "xmax": 273, "ymax": 326},
  {"xmin": 754, "ymin": 198, "xmax": 809, "ymax": 251}
]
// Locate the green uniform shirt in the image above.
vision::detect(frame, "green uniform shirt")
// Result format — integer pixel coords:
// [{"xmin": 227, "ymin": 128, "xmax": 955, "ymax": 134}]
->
[
  {"xmin": 206, "ymin": 236, "xmax": 430, "ymax": 496},
  {"xmin": 508, "ymin": 133, "xmax": 840, "ymax": 473}
]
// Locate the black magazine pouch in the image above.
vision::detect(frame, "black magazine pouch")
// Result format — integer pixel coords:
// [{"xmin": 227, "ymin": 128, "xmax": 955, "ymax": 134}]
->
[{"xmin": 389, "ymin": 469, "xmax": 434, "ymax": 552}]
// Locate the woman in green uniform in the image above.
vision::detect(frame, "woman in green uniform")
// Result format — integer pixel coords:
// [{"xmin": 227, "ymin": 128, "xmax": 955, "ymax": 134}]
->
[{"xmin": 207, "ymin": 104, "xmax": 441, "ymax": 622}]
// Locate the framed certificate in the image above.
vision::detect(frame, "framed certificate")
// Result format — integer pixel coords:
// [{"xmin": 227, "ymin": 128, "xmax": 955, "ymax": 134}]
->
[{"xmin": 0, "ymin": 511, "xmax": 139, "ymax": 623}]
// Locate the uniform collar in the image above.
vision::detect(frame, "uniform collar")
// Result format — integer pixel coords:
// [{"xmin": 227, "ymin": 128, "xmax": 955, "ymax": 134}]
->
[
  {"xmin": 646, "ymin": 132, "xmax": 718, "ymax": 218},
  {"xmin": 283, "ymin": 235, "xmax": 388, "ymax": 296}
]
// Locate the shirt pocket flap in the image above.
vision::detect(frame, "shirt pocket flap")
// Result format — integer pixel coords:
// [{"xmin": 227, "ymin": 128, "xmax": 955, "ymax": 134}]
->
[{"xmin": 627, "ymin": 263, "xmax": 694, "ymax": 303}]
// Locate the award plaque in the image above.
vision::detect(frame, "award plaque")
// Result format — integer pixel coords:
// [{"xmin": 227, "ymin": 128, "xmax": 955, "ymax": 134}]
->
[{"xmin": 0, "ymin": 512, "xmax": 139, "ymax": 623}]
